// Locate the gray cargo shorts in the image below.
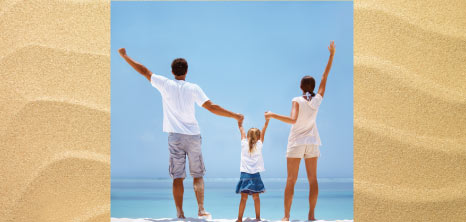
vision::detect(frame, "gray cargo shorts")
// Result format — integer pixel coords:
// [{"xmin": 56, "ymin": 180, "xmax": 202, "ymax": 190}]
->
[{"xmin": 168, "ymin": 133, "xmax": 206, "ymax": 179}]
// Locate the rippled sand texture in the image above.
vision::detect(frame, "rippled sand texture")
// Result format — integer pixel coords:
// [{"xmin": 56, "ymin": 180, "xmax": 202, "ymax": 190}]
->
[
  {"xmin": 354, "ymin": 0, "xmax": 466, "ymax": 221},
  {"xmin": 0, "ymin": 0, "xmax": 110, "ymax": 221}
]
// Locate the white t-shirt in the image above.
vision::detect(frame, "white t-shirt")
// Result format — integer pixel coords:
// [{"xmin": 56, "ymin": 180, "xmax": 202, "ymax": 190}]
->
[
  {"xmin": 150, "ymin": 74, "xmax": 209, "ymax": 135},
  {"xmin": 287, "ymin": 94, "xmax": 323, "ymax": 148},
  {"xmin": 240, "ymin": 139, "xmax": 265, "ymax": 174}
]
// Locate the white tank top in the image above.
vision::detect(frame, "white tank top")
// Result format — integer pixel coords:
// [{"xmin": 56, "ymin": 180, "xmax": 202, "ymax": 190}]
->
[
  {"xmin": 287, "ymin": 94, "xmax": 323, "ymax": 148},
  {"xmin": 240, "ymin": 139, "xmax": 265, "ymax": 174}
]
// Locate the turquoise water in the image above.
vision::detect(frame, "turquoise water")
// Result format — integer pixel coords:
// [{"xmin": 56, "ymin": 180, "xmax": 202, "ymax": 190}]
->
[{"xmin": 111, "ymin": 178, "xmax": 353, "ymax": 221}]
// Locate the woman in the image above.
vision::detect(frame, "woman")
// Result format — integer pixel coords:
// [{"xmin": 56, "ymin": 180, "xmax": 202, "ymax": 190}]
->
[{"xmin": 265, "ymin": 41, "xmax": 335, "ymax": 221}]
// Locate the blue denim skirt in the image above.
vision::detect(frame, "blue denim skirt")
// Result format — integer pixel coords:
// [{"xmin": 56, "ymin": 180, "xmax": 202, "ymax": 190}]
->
[{"xmin": 236, "ymin": 172, "xmax": 265, "ymax": 194}]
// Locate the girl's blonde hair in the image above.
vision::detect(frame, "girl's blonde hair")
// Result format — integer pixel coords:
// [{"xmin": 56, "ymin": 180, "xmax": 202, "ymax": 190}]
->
[{"xmin": 247, "ymin": 128, "xmax": 261, "ymax": 153}]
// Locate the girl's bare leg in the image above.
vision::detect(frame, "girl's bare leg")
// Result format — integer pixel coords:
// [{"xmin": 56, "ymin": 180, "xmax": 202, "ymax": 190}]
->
[
  {"xmin": 282, "ymin": 158, "xmax": 301, "ymax": 221},
  {"xmin": 305, "ymin": 157, "xmax": 319, "ymax": 221},
  {"xmin": 252, "ymin": 193, "xmax": 261, "ymax": 220},
  {"xmin": 237, "ymin": 193, "xmax": 248, "ymax": 222}
]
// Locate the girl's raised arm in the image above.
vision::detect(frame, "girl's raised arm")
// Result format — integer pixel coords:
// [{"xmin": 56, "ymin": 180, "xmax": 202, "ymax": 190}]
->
[
  {"xmin": 265, "ymin": 101, "xmax": 299, "ymax": 125},
  {"xmin": 317, "ymin": 41, "xmax": 336, "ymax": 98},
  {"xmin": 238, "ymin": 119, "xmax": 246, "ymax": 140},
  {"xmin": 260, "ymin": 118, "xmax": 270, "ymax": 142}
]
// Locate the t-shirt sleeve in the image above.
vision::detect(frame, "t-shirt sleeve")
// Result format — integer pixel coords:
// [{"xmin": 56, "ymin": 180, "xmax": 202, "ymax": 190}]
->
[
  {"xmin": 150, "ymin": 73, "xmax": 169, "ymax": 91},
  {"xmin": 241, "ymin": 139, "xmax": 248, "ymax": 146},
  {"xmin": 310, "ymin": 93, "xmax": 323, "ymax": 109},
  {"xmin": 193, "ymin": 85, "xmax": 210, "ymax": 107}
]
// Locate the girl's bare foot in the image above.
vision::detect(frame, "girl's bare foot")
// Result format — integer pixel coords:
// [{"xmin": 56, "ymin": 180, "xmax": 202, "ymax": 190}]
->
[
  {"xmin": 281, "ymin": 217, "xmax": 289, "ymax": 221},
  {"xmin": 308, "ymin": 211, "xmax": 316, "ymax": 221},
  {"xmin": 236, "ymin": 219, "xmax": 242, "ymax": 222},
  {"xmin": 256, "ymin": 217, "xmax": 261, "ymax": 221}
]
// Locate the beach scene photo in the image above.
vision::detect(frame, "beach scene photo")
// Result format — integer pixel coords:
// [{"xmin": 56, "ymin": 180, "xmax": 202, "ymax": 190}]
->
[{"xmin": 111, "ymin": 1, "xmax": 353, "ymax": 221}]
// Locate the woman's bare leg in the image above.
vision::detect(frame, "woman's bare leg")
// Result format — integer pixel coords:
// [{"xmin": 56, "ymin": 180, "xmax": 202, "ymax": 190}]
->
[
  {"xmin": 237, "ymin": 193, "xmax": 248, "ymax": 222},
  {"xmin": 305, "ymin": 157, "xmax": 318, "ymax": 221},
  {"xmin": 282, "ymin": 158, "xmax": 301, "ymax": 221},
  {"xmin": 252, "ymin": 193, "xmax": 261, "ymax": 220}
]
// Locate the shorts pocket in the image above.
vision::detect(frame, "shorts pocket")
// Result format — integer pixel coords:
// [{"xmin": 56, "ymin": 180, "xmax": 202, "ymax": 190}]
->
[
  {"xmin": 200, "ymin": 153, "xmax": 206, "ymax": 172},
  {"xmin": 168, "ymin": 157, "xmax": 174, "ymax": 178}
]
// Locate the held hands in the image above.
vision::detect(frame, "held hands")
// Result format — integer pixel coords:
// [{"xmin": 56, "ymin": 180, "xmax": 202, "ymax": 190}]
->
[
  {"xmin": 118, "ymin": 48, "xmax": 127, "ymax": 57},
  {"xmin": 236, "ymin": 113, "xmax": 244, "ymax": 125},
  {"xmin": 328, "ymin": 41, "xmax": 335, "ymax": 55},
  {"xmin": 264, "ymin": 111, "xmax": 273, "ymax": 120}
]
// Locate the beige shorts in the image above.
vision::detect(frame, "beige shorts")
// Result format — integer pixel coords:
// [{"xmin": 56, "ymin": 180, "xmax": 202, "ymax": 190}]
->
[{"xmin": 286, "ymin": 144, "xmax": 320, "ymax": 158}]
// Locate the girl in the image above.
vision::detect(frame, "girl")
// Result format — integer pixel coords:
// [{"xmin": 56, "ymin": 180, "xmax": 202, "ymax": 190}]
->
[
  {"xmin": 236, "ymin": 117, "xmax": 270, "ymax": 222},
  {"xmin": 265, "ymin": 41, "xmax": 335, "ymax": 221}
]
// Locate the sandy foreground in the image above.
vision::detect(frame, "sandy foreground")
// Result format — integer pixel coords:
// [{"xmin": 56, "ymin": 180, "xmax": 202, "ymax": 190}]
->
[{"xmin": 111, "ymin": 218, "xmax": 353, "ymax": 222}]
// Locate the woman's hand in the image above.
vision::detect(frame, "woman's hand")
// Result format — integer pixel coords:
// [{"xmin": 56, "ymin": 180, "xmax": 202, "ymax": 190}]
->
[
  {"xmin": 264, "ymin": 111, "xmax": 273, "ymax": 120},
  {"xmin": 328, "ymin": 41, "xmax": 335, "ymax": 55}
]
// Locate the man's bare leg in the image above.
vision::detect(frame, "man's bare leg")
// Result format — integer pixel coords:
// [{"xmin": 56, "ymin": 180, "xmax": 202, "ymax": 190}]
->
[
  {"xmin": 173, "ymin": 178, "xmax": 185, "ymax": 218},
  {"xmin": 282, "ymin": 158, "xmax": 301, "ymax": 221},
  {"xmin": 193, "ymin": 177, "xmax": 210, "ymax": 216}
]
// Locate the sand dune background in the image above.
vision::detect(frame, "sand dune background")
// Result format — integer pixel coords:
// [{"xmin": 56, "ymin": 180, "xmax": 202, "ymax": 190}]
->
[
  {"xmin": 354, "ymin": 0, "xmax": 466, "ymax": 221},
  {"xmin": 0, "ymin": 0, "xmax": 465, "ymax": 221},
  {"xmin": 0, "ymin": 0, "xmax": 110, "ymax": 221}
]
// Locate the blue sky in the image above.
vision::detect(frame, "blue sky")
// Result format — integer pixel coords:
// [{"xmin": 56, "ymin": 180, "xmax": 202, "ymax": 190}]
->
[{"xmin": 111, "ymin": 1, "xmax": 353, "ymax": 179}]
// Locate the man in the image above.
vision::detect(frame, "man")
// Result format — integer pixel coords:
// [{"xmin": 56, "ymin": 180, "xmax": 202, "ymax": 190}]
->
[{"xmin": 118, "ymin": 48, "xmax": 243, "ymax": 218}]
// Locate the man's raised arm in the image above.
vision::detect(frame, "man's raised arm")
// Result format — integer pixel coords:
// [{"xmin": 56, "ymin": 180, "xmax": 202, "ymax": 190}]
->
[{"xmin": 118, "ymin": 48, "xmax": 152, "ymax": 81}]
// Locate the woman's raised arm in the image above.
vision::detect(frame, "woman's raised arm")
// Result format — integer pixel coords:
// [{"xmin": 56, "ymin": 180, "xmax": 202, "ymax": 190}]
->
[{"xmin": 317, "ymin": 41, "xmax": 335, "ymax": 98}]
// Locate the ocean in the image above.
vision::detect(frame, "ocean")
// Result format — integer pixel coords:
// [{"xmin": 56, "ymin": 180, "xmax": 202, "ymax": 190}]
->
[{"xmin": 111, "ymin": 178, "xmax": 353, "ymax": 221}]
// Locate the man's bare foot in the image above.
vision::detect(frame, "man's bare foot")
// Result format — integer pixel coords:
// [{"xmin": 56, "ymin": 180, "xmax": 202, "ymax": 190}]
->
[
  {"xmin": 281, "ymin": 217, "xmax": 289, "ymax": 221},
  {"xmin": 198, "ymin": 209, "xmax": 211, "ymax": 217},
  {"xmin": 177, "ymin": 212, "xmax": 185, "ymax": 219}
]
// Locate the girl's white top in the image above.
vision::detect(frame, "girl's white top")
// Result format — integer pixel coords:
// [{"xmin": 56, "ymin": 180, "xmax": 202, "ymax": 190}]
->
[
  {"xmin": 287, "ymin": 94, "xmax": 323, "ymax": 148},
  {"xmin": 240, "ymin": 139, "xmax": 265, "ymax": 174}
]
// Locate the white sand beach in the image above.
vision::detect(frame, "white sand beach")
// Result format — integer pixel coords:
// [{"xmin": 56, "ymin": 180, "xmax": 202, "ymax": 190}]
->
[{"xmin": 111, "ymin": 218, "xmax": 353, "ymax": 222}]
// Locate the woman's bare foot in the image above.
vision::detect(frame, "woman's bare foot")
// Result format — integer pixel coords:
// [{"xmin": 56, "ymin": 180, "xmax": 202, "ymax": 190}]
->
[
  {"xmin": 198, "ymin": 209, "xmax": 211, "ymax": 217},
  {"xmin": 281, "ymin": 217, "xmax": 289, "ymax": 221}
]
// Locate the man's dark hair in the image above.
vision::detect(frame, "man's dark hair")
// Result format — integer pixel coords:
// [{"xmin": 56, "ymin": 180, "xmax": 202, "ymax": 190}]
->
[{"xmin": 171, "ymin": 58, "xmax": 188, "ymax": 76}]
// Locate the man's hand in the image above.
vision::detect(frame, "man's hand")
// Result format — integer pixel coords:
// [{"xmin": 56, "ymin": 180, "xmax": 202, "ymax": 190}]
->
[
  {"xmin": 118, "ymin": 48, "xmax": 127, "ymax": 57},
  {"xmin": 118, "ymin": 47, "xmax": 151, "ymax": 81},
  {"xmin": 236, "ymin": 113, "xmax": 244, "ymax": 124},
  {"xmin": 328, "ymin": 41, "xmax": 335, "ymax": 55}
]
